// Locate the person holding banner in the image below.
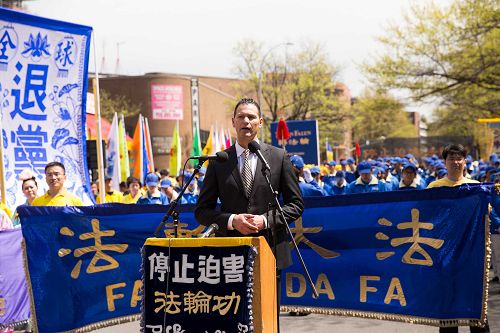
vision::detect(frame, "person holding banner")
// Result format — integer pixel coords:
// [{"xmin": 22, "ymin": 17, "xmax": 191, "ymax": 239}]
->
[
  {"xmin": 137, "ymin": 173, "xmax": 169, "ymax": 205},
  {"xmin": 426, "ymin": 144, "xmax": 488, "ymax": 333},
  {"xmin": 195, "ymin": 97, "xmax": 303, "ymax": 264},
  {"xmin": 12, "ymin": 172, "xmax": 39, "ymax": 227},
  {"xmin": 32, "ymin": 162, "xmax": 83, "ymax": 206},
  {"xmin": 122, "ymin": 177, "xmax": 143, "ymax": 204}
]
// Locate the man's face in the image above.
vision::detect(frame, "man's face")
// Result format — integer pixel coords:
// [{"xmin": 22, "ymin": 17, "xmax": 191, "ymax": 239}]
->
[
  {"xmin": 232, "ymin": 104, "xmax": 262, "ymax": 145},
  {"xmin": 445, "ymin": 154, "xmax": 465, "ymax": 174},
  {"xmin": 45, "ymin": 165, "xmax": 66, "ymax": 192},
  {"xmin": 129, "ymin": 182, "xmax": 140, "ymax": 195},
  {"xmin": 105, "ymin": 180, "xmax": 113, "ymax": 192},
  {"xmin": 402, "ymin": 168, "xmax": 416, "ymax": 184},
  {"xmin": 147, "ymin": 185, "xmax": 157, "ymax": 194},
  {"xmin": 360, "ymin": 172, "xmax": 372, "ymax": 183}
]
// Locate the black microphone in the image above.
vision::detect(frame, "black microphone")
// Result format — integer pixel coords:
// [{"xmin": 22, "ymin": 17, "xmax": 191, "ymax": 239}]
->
[
  {"xmin": 201, "ymin": 223, "xmax": 219, "ymax": 238},
  {"xmin": 190, "ymin": 151, "xmax": 229, "ymax": 162},
  {"xmin": 248, "ymin": 141, "xmax": 270, "ymax": 171}
]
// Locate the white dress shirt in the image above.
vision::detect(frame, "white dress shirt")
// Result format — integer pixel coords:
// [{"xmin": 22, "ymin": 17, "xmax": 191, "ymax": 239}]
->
[{"xmin": 227, "ymin": 140, "xmax": 267, "ymax": 230}]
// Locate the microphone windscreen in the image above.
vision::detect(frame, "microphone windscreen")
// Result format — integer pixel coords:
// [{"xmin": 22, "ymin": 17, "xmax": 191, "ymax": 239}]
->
[
  {"xmin": 248, "ymin": 140, "xmax": 261, "ymax": 154},
  {"xmin": 216, "ymin": 151, "xmax": 229, "ymax": 162}
]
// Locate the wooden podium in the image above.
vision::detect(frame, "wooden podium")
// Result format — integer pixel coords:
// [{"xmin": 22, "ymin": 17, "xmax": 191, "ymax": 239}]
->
[{"xmin": 143, "ymin": 236, "xmax": 277, "ymax": 333}]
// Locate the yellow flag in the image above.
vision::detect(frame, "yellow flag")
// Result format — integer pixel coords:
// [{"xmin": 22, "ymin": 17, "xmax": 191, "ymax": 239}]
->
[
  {"xmin": 202, "ymin": 126, "xmax": 213, "ymax": 156},
  {"xmin": 169, "ymin": 121, "xmax": 181, "ymax": 176}
]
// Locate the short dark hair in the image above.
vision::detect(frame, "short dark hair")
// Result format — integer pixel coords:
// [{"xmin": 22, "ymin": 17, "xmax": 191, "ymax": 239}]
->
[
  {"xmin": 233, "ymin": 98, "xmax": 261, "ymax": 116},
  {"xmin": 159, "ymin": 169, "xmax": 169, "ymax": 177},
  {"xmin": 127, "ymin": 176, "xmax": 141, "ymax": 188},
  {"xmin": 442, "ymin": 144, "xmax": 467, "ymax": 160},
  {"xmin": 45, "ymin": 161, "xmax": 65, "ymax": 174},
  {"xmin": 22, "ymin": 176, "xmax": 38, "ymax": 188}
]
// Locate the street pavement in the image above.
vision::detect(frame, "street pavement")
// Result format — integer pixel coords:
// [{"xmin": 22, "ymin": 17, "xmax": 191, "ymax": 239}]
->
[{"xmin": 95, "ymin": 274, "xmax": 500, "ymax": 333}]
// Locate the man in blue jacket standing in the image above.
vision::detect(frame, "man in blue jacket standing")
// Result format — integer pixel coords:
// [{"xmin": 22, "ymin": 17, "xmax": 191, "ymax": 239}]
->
[{"xmin": 345, "ymin": 161, "xmax": 388, "ymax": 194}]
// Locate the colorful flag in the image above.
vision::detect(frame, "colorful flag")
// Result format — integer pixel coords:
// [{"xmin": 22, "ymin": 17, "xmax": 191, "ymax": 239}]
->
[
  {"xmin": 169, "ymin": 121, "xmax": 181, "ymax": 176},
  {"xmin": 131, "ymin": 115, "xmax": 143, "ymax": 181},
  {"xmin": 202, "ymin": 126, "xmax": 213, "ymax": 156},
  {"xmin": 118, "ymin": 113, "xmax": 130, "ymax": 182},
  {"xmin": 106, "ymin": 113, "xmax": 121, "ymax": 191},
  {"xmin": 0, "ymin": 8, "xmax": 94, "ymax": 206},
  {"xmin": 213, "ymin": 124, "xmax": 220, "ymax": 154},
  {"xmin": 326, "ymin": 138, "xmax": 334, "ymax": 162},
  {"xmin": 143, "ymin": 117, "xmax": 155, "ymax": 174},
  {"xmin": 219, "ymin": 127, "xmax": 226, "ymax": 151},
  {"xmin": 226, "ymin": 128, "xmax": 232, "ymax": 148},
  {"xmin": 190, "ymin": 125, "xmax": 202, "ymax": 165}
]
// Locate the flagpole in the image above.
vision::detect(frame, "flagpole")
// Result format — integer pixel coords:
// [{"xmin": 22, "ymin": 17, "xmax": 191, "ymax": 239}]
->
[
  {"xmin": 0, "ymin": 109, "xmax": 6, "ymax": 206},
  {"xmin": 92, "ymin": 31, "xmax": 105, "ymax": 204}
]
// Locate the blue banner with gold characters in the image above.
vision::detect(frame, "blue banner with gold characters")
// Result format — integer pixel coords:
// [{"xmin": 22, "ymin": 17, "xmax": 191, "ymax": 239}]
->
[
  {"xmin": 0, "ymin": 8, "xmax": 94, "ymax": 207},
  {"xmin": 142, "ymin": 242, "xmax": 256, "ymax": 333},
  {"xmin": 19, "ymin": 184, "xmax": 493, "ymax": 331},
  {"xmin": 271, "ymin": 120, "xmax": 319, "ymax": 165},
  {"xmin": 281, "ymin": 184, "xmax": 491, "ymax": 328},
  {"xmin": 19, "ymin": 204, "xmax": 201, "ymax": 333}
]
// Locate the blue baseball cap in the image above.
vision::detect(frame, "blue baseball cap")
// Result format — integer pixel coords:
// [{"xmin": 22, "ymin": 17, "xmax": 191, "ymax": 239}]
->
[
  {"xmin": 347, "ymin": 158, "xmax": 355, "ymax": 164},
  {"xmin": 357, "ymin": 161, "xmax": 372, "ymax": 174},
  {"xmin": 290, "ymin": 155, "xmax": 305, "ymax": 169},
  {"xmin": 328, "ymin": 160, "xmax": 336, "ymax": 167},
  {"xmin": 160, "ymin": 179, "xmax": 172, "ymax": 188},
  {"xmin": 335, "ymin": 171, "xmax": 345, "ymax": 178},
  {"xmin": 340, "ymin": 159, "xmax": 347, "ymax": 166},
  {"xmin": 310, "ymin": 166, "xmax": 321, "ymax": 175},
  {"xmin": 402, "ymin": 163, "xmax": 417, "ymax": 172},
  {"xmin": 145, "ymin": 173, "xmax": 159, "ymax": 186}
]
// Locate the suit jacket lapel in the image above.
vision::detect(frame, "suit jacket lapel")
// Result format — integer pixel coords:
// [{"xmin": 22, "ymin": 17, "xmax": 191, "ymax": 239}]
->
[
  {"xmin": 229, "ymin": 145, "xmax": 245, "ymax": 195},
  {"xmin": 249, "ymin": 142, "xmax": 270, "ymax": 199}
]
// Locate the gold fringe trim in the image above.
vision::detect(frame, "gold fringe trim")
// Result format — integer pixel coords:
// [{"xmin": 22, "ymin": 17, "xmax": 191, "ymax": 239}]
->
[
  {"xmin": 280, "ymin": 306, "xmax": 484, "ymax": 328},
  {"xmin": 482, "ymin": 214, "xmax": 491, "ymax": 326},
  {"xmin": 21, "ymin": 238, "xmax": 39, "ymax": 333},
  {"xmin": 60, "ymin": 314, "xmax": 141, "ymax": 333}
]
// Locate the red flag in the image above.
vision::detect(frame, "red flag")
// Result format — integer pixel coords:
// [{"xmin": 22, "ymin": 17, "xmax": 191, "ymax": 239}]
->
[
  {"xmin": 276, "ymin": 118, "xmax": 291, "ymax": 140},
  {"xmin": 355, "ymin": 143, "xmax": 361, "ymax": 157}
]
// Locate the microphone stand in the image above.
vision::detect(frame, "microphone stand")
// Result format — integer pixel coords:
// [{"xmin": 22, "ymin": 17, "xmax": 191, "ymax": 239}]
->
[
  {"xmin": 261, "ymin": 164, "xmax": 319, "ymax": 298},
  {"xmin": 154, "ymin": 159, "xmax": 204, "ymax": 238}
]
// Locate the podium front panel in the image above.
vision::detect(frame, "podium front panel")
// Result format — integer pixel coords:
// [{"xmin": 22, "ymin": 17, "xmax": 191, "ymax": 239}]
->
[{"xmin": 142, "ymin": 237, "xmax": 277, "ymax": 333}]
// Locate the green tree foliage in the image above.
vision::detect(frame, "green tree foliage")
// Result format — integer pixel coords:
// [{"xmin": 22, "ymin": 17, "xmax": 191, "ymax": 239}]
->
[
  {"xmin": 363, "ymin": 0, "xmax": 499, "ymax": 137},
  {"xmin": 352, "ymin": 90, "xmax": 417, "ymax": 143},
  {"xmin": 98, "ymin": 89, "xmax": 142, "ymax": 123},
  {"xmin": 233, "ymin": 39, "xmax": 344, "ymax": 121},
  {"xmin": 233, "ymin": 39, "xmax": 351, "ymax": 144}
]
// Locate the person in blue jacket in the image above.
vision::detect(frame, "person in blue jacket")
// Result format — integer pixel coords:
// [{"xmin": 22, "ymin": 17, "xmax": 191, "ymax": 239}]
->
[
  {"xmin": 345, "ymin": 161, "xmax": 388, "ymax": 194},
  {"xmin": 328, "ymin": 170, "xmax": 347, "ymax": 195},
  {"xmin": 397, "ymin": 163, "xmax": 426, "ymax": 190},
  {"xmin": 290, "ymin": 155, "xmax": 325, "ymax": 197},
  {"xmin": 345, "ymin": 158, "xmax": 357, "ymax": 184},
  {"xmin": 137, "ymin": 173, "xmax": 169, "ymax": 205}
]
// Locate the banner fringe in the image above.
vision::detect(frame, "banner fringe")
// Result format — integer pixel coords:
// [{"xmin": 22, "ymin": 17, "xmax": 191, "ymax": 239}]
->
[
  {"xmin": 21, "ymin": 238, "xmax": 39, "ymax": 333},
  {"xmin": 482, "ymin": 214, "xmax": 491, "ymax": 326},
  {"xmin": 0, "ymin": 319, "xmax": 30, "ymax": 330},
  {"xmin": 279, "ymin": 306, "xmax": 484, "ymax": 327},
  {"xmin": 60, "ymin": 314, "xmax": 141, "ymax": 333}
]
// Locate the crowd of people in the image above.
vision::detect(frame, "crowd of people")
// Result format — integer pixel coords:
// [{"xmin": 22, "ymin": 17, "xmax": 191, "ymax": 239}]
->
[{"xmin": 1, "ymin": 146, "xmax": 499, "ymax": 229}]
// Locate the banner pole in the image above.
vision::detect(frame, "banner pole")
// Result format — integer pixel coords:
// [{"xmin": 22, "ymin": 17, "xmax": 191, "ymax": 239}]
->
[
  {"xmin": 92, "ymin": 31, "xmax": 106, "ymax": 204},
  {"xmin": 0, "ymin": 115, "xmax": 6, "ymax": 205}
]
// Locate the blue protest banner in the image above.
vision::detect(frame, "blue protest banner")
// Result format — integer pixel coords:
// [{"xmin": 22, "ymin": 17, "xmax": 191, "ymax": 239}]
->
[
  {"xmin": 271, "ymin": 120, "xmax": 319, "ymax": 165},
  {"xmin": 19, "ymin": 185, "xmax": 493, "ymax": 331},
  {"xmin": 0, "ymin": 8, "xmax": 94, "ymax": 207}
]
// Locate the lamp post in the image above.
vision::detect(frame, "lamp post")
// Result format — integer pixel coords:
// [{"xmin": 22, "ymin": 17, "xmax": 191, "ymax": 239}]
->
[{"xmin": 257, "ymin": 42, "xmax": 293, "ymax": 143}]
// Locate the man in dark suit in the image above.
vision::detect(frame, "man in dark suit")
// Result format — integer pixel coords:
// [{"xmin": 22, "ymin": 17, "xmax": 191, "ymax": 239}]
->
[{"xmin": 195, "ymin": 98, "xmax": 304, "ymax": 271}]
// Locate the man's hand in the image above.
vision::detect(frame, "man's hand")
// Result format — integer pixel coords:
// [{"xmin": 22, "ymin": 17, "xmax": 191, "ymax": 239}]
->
[
  {"xmin": 232, "ymin": 214, "xmax": 259, "ymax": 235},
  {"xmin": 246, "ymin": 214, "xmax": 266, "ymax": 231}
]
